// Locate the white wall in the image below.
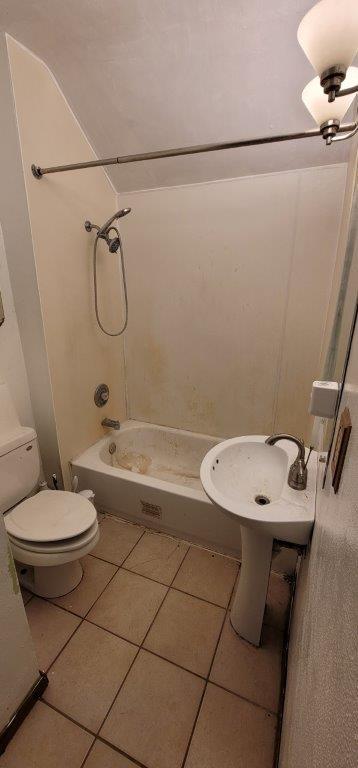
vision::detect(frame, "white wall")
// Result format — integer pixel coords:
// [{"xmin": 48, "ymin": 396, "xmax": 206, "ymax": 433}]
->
[
  {"xmin": 321, "ymin": 136, "xmax": 358, "ymax": 382},
  {"xmin": 120, "ymin": 165, "xmax": 346, "ymax": 442},
  {"xmin": 0, "ymin": 514, "xmax": 38, "ymax": 731},
  {"xmin": 7, "ymin": 36, "xmax": 127, "ymax": 488},
  {"xmin": 0, "ymin": 225, "xmax": 34, "ymax": 428},
  {"xmin": 0, "ymin": 32, "xmax": 61, "ymax": 485},
  {"xmin": 279, "ymin": 309, "xmax": 358, "ymax": 768},
  {"xmin": 0, "ymin": 220, "xmax": 40, "ymax": 729}
]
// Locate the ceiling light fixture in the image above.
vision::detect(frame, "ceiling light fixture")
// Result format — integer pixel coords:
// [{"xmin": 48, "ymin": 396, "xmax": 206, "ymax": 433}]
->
[
  {"xmin": 298, "ymin": 0, "xmax": 358, "ymax": 102},
  {"xmin": 298, "ymin": 0, "xmax": 358, "ymax": 145},
  {"xmin": 302, "ymin": 66, "xmax": 358, "ymax": 144},
  {"xmin": 32, "ymin": 0, "xmax": 358, "ymax": 179}
]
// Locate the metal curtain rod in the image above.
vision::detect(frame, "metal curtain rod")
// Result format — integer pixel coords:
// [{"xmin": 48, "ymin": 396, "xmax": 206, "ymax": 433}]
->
[{"xmin": 31, "ymin": 121, "xmax": 357, "ymax": 179}]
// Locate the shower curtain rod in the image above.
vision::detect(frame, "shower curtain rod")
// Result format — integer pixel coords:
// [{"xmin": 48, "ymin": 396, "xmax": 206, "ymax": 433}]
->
[{"xmin": 31, "ymin": 121, "xmax": 357, "ymax": 179}]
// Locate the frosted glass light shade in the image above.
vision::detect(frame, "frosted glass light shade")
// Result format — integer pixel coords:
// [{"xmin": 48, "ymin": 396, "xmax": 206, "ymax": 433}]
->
[
  {"xmin": 298, "ymin": 0, "xmax": 358, "ymax": 75},
  {"xmin": 302, "ymin": 67, "xmax": 358, "ymax": 126}
]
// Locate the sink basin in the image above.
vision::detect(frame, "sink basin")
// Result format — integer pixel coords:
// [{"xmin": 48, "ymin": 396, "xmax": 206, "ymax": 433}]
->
[
  {"xmin": 200, "ymin": 435, "xmax": 317, "ymax": 645},
  {"xmin": 200, "ymin": 435, "xmax": 316, "ymax": 545}
]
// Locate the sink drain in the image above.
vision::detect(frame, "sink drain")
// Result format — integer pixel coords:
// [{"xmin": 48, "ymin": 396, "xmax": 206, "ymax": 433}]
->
[{"xmin": 255, "ymin": 494, "xmax": 270, "ymax": 506}]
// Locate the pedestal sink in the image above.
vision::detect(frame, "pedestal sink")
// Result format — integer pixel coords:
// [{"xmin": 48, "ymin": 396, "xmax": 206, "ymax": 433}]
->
[{"xmin": 200, "ymin": 436, "xmax": 316, "ymax": 646}]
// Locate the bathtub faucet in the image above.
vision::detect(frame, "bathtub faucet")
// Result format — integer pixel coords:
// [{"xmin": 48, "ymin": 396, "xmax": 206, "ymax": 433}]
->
[{"xmin": 101, "ymin": 418, "xmax": 121, "ymax": 430}]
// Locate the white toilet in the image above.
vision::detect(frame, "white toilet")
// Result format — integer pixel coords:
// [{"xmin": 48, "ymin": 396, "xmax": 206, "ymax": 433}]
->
[{"xmin": 0, "ymin": 382, "xmax": 99, "ymax": 598}]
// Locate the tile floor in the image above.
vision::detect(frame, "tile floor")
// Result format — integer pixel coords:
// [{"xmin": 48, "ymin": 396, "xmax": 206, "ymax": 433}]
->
[{"xmin": 1, "ymin": 514, "xmax": 291, "ymax": 768}]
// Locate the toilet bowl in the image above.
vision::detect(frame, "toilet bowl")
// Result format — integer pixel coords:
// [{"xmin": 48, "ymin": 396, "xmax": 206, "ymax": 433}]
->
[
  {"xmin": 0, "ymin": 381, "xmax": 100, "ymax": 599},
  {"xmin": 5, "ymin": 490, "xmax": 99, "ymax": 598}
]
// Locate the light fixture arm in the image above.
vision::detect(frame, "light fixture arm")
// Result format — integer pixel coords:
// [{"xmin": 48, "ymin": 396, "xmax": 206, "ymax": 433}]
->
[
  {"xmin": 336, "ymin": 84, "xmax": 358, "ymax": 98},
  {"xmin": 332, "ymin": 102, "xmax": 358, "ymax": 142}
]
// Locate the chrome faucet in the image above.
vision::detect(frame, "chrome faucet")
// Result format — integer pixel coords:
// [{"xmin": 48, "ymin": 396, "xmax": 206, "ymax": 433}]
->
[
  {"xmin": 101, "ymin": 418, "xmax": 120, "ymax": 430},
  {"xmin": 265, "ymin": 433, "xmax": 308, "ymax": 491}
]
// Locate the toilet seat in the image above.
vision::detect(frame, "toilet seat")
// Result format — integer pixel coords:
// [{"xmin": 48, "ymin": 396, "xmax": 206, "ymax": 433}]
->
[
  {"xmin": 5, "ymin": 489, "xmax": 100, "ymax": 571},
  {"xmin": 7, "ymin": 520, "xmax": 99, "ymax": 555},
  {"xmin": 5, "ymin": 489, "xmax": 97, "ymax": 542},
  {"xmin": 8, "ymin": 519, "xmax": 100, "ymax": 569}
]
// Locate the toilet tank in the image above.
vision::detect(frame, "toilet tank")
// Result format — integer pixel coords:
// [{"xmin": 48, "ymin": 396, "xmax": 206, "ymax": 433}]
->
[
  {"xmin": 0, "ymin": 381, "xmax": 41, "ymax": 514},
  {"xmin": 0, "ymin": 429, "xmax": 41, "ymax": 514}
]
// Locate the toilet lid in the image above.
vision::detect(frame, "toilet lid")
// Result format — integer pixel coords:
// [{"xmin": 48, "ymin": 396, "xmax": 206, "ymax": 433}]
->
[{"xmin": 5, "ymin": 490, "xmax": 97, "ymax": 542}]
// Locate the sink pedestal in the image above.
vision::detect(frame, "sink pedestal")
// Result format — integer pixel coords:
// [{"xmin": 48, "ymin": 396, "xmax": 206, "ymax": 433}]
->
[{"xmin": 231, "ymin": 526, "xmax": 273, "ymax": 646}]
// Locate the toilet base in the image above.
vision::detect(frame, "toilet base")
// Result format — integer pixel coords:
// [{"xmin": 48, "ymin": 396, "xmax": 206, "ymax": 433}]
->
[{"xmin": 17, "ymin": 559, "xmax": 83, "ymax": 598}]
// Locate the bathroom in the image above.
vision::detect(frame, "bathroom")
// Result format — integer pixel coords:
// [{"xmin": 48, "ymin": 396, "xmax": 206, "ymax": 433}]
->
[{"xmin": 0, "ymin": 1, "xmax": 357, "ymax": 766}]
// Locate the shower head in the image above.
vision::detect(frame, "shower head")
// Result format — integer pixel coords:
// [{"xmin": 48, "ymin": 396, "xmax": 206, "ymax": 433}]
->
[
  {"xmin": 97, "ymin": 208, "xmax": 131, "ymax": 238},
  {"xmin": 108, "ymin": 235, "xmax": 121, "ymax": 253}
]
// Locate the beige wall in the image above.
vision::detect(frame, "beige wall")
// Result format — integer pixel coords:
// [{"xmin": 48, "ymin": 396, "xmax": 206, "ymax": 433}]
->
[
  {"xmin": 120, "ymin": 165, "xmax": 346, "ymax": 442},
  {"xmin": 279, "ymin": 311, "xmax": 358, "ymax": 768},
  {"xmin": 0, "ymin": 224, "xmax": 34, "ymax": 429},
  {"xmin": 8, "ymin": 37, "xmax": 127, "ymax": 487},
  {"xmin": 0, "ymin": 33, "xmax": 61, "ymax": 485}
]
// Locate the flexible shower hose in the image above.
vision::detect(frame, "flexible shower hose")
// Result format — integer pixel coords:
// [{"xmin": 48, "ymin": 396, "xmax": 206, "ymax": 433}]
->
[{"xmin": 93, "ymin": 229, "xmax": 128, "ymax": 336}]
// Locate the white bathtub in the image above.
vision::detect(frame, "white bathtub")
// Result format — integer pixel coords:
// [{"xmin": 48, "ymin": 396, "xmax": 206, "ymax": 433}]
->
[{"xmin": 71, "ymin": 419, "xmax": 243, "ymax": 558}]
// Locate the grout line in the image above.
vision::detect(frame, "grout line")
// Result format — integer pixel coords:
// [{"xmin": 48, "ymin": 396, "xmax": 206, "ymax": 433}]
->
[
  {"xmin": 103, "ymin": 510, "xmax": 241, "ymax": 564},
  {"xmin": 41, "ymin": 699, "xmax": 151, "ymax": 768},
  {"xmin": 86, "ymin": 522, "xmax": 169, "ymax": 738},
  {"xmin": 169, "ymin": 582, "xmax": 232, "ymax": 610},
  {"xmin": 119, "ymin": 532, "xmax": 190, "ymax": 573},
  {"xmin": 43, "ymin": 567, "xmax": 120, "ymax": 676},
  {"xmin": 208, "ymin": 680, "xmax": 279, "ymax": 718},
  {"xmin": 96, "ymin": 735, "xmax": 150, "ymax": 768},
  {"xmin": 39, "ymin": 699, "xmax": 95, "ymax": 737},
  {"xmin": 57, "ymin": 550, "xmax": 238, "ymax": 610},
  {"xmin": 80, "ymin": 615, "xmax": 278, "ymax": 715},
  {"xmin": 179, "ymin": 684, "xmax": 207, "ymax": 768},
  {"xmin": 92, "ymin": 561, "xmax": 177, "ymax": 737},
  {"xmin": 95, "ymin": 644, "xmax": 141, "ymax": 736},
  {"xmin": 139, "ymin": 542, "xmax": 193, "ymax": 647},
  {"xmin": 26, "ymin": 514, "xmax": 284, "ymax": 768},
  {"xmin": 42, "ymin": 525, "xmax": 149, "ymax": 678},
  {"xmin": 80, "ymin": 529, "xmax": 146, "ymax": 618},
  {"xmin": 138, "ymin": 590, "xmax": 169, "ymax": 646},
  {"xmin": 79, "ymin": 739, "xmax": 96, "ymax": 768},
  {"xmin": 180, "ymin": 569, "xmax": 239, "ymax": 768},
  {"xmin": 91, "ymin": 534, "xmax": 196, "ymax": 740},
  {"xmin": 136, "ymin": 647, "xmax": 206, "ymax": 682}
]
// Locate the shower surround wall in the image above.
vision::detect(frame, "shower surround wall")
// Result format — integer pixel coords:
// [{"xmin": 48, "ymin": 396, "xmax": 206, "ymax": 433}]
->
[
  {"xmin": 7, "ymin": 36, "xmax": 127, "ymax": 487},
  {"xmin": 119, "ymin": 165, "xmax": 346, "ymax": 442},
  {"xmin": 4, "ymin": 34, "xmax": 348, "ymax": 482}
]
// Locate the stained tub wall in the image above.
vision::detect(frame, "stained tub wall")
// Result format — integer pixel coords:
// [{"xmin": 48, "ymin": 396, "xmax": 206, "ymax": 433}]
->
[
  {"xmin": 119, "ymin": 165, "xmax": 346, "ymax": 441},
  {"xmin": 7, "ymin": 36, "xmax": 127, "ymax": 487}
]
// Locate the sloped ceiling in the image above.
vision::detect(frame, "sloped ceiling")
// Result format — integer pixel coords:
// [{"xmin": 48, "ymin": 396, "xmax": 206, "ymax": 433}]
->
[{"xmin": 0, "ymin": 0, "xmax": 350, "ymax": 191}]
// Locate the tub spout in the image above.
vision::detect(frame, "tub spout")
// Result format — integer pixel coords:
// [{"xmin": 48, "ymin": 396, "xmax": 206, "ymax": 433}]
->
[{"xmin": 102, "ymin": 418, "xmax": 120, "ymax": 430}]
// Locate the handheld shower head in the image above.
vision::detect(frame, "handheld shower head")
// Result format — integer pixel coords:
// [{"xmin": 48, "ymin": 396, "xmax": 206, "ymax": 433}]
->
[
  {"xmin": 97, "ymin": 208, "xmax": 131, "ymax": 238},
  {"xmin": 108, "ymin": 235, "xmax": 121, "ymax": 253}
]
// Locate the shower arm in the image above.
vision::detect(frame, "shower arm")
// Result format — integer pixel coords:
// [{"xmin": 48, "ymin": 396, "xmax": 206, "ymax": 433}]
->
[{"xmin": 31, "ymin": 119, "xmax": 358, "ymax": 179}]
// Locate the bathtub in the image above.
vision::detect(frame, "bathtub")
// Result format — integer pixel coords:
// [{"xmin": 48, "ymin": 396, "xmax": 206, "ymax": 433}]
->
[{"xmin": 71, "ymin": 419, "xmax": 243, "ymax": 558}]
